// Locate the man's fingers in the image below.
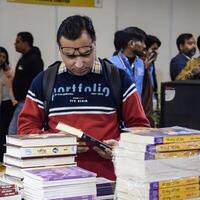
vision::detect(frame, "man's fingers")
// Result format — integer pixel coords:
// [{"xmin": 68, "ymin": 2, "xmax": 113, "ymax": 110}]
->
[
  {"xmin": 77, "ymin": 146, "xmax": 89, "ymax": 153},
  {"xmin": 103, "ymin": 139, "xmax": 118, "ymax": 149},
  {"xmin": 93, "ymin": 146, "xmax": 112, "ymax": 159}
]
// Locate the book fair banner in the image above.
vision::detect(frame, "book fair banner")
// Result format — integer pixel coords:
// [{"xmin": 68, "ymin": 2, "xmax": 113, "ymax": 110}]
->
[{"xmin": 7, "ymin": 0, "xmax": 103, "ymax": 8}]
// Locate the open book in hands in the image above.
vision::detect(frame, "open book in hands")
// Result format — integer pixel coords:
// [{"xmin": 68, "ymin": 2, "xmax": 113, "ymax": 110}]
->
[{"xmin": 56, "ymin": 122, "xmax": 112, "ymax": 151}]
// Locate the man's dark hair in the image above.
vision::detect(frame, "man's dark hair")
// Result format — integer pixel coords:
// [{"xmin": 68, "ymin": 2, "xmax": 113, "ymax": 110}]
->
[
  {"xmin": 120, "ymin": 26, "xmax": 146, "ymax": 50},
  {"xmin": 197, "ymin": 35, "xmax": 200, "ymax": 51},
  {"xmin": 57, "ymin": 15, "xmax": 96, "ymax": 46},
  {"xmin": 17, "ymin": 32, "xmax": 34, "ymax": 47},
  {"xmin": 113, "ymin": 30, "xmax": 125, "ymax": 55},
  {"xmin": 124, "ymin": 26, "xmax": 146, "ymax": 38},
  {"xmin": 145, "ymin": 35, "xmax": 161, "ymax": 50},
  {"xmin": 0, "ymin": 46, "xmax": 9, "ymax": 70},
  {"xmin": 176, "ymin": 33, "xmax": 193, "ymax": 51}
]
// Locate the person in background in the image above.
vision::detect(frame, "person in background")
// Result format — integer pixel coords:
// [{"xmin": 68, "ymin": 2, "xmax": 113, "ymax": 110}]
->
[
  {"xmin": 0, "ymin": 47, "xmax": 17, "ymax": 161},
  {"xmin": 176, "ymin": 35, "xmax": 200, "ymax": 80},
  {"xmin": 112, "ymin": 30, "xmax": 125, "ymax": 56},
  {"xmin": 8, "ymin": 32, "xmax": 44, "ymax": 135},
  {"xmin": 110, "ymin": 27, "xmax": 146, "ymax": 99},
  {"xmin": 170, "ymin": 33, "xmax": 196, "ymax": 81},
  {"xmin": 142, "ymin": 35, "xmax": 161, "ymax": 127},
  {"xmin": 18, "ymin": 15, "xmax": 150, "ymax": 180}
]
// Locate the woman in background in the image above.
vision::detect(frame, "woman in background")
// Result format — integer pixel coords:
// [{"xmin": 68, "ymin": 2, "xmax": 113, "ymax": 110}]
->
[{"xmin": 0, "ymin": 47, "xmax": 17, "ymax": 162}]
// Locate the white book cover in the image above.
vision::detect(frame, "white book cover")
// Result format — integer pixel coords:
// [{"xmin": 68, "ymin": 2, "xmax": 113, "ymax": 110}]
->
[
  {"xmin": 6, "ymin": 133, "xmax": 77, "ymax": 147},
  {"xmin": 0, "ymin": 193, "xmax": 21, "ymax": 200},
  {"xmin": 23, "ymin": 184, "xmax": 96, "ymax": 199},
  {"xmin": 6, "ymin": 144, "xmax": 77, "ymax": 158},
  {"xmin": 114, "ymin": 154, "xmax": 200, "ymax": 182},
  {"xmin": 4, "ymin": 154, "xmax": 75, "ymax": 168}
]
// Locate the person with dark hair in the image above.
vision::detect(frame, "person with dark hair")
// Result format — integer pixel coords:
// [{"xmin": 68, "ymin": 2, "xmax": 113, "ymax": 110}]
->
[
  {"xmin": 0, "ymin": 47, "xmax": 17, "ymax": 161},
  {"xmin": 176, "ymin": 35, "xmax": 200, "ymax": 80},
  {"xmin": 110, "ymin": 27, "xmax": 146, "ymax": 98},
  {"xmin": 8, "ymin": 32, "xmax": 44, "ymax": 135},
  {"xmin": 113, "ymin": 30, "xmax": 124, "ymax": 56},
  {"xmin": 145, "ymin": 35, "xmax": 161, "ymax": 51},
  {"xmin": 170, "ymin": 33, "xmax": 196, "ymax": 80},
  {"xmin": 142, "ymin": 35, "xmax": 161, "ymax": 127},
  {"xmin": 17, "ymin": 15, "xmax": 149, "ymax": 180}
]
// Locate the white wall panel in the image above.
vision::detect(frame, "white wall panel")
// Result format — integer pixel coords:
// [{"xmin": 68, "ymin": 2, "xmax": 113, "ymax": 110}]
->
[
  {"xmin": 0, "ymin": 0, "xmax": 56, "ymax": 67},
  {"xmin": 171, "ymin": 0, "xmax": 200, "ymax": 57}
]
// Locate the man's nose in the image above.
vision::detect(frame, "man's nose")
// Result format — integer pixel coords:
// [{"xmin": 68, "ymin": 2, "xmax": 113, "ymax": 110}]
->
[
  {"xmin": 74, "ymin": 57, "xmax": 84, "ymax": 68},
  {"xmin": 142, "ymin": 43, "xmax": 146, "ymax": 50}
]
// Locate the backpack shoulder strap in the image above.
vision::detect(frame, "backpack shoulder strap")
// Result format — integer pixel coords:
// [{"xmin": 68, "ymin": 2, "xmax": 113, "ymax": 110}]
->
[
  {"xmin": 42, "ymin": 61, "xmax": 61, "ymax": 130},
  {"xmin": 101, "ymin": 58, "xmax": 122, "ymax": 121}
]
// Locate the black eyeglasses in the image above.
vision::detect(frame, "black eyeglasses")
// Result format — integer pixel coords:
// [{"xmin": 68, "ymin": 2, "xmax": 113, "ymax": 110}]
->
[{"xmin": 60, "ymin": 45, "xmax": 93, "ymax": 57}]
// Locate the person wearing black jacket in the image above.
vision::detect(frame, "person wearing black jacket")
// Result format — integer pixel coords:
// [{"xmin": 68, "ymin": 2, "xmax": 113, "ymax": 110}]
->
[{"xmin": 8, "ymin": 32, "xmax": 44, "ymax": 134}]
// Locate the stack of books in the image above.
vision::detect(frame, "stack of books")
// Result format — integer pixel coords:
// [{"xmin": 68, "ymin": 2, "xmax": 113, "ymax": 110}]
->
[
  {"xmin": 114, "ymin": 126, "xmax": 200, "ymax": 199},
  {"xmin": 0, "ymin": 179, "xmax": 21, "ymax": 199},
  {"xmin": 23, "ymin": 166, "xmax": 97, "ymax": 200},
  {"xmin": 3, "ymin": 133, "xmax": 77, "ymax": 188},
  {"xmin": 96, "ymin": 177, "xmax": 115, "ymax": 200}
]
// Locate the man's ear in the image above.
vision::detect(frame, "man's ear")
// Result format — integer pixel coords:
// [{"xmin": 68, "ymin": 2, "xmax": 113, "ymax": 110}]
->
[
  {"xmin": 129, "ymin": 40, "xmax": 135, "ymax": 48},
  {"xmin": 179, "ymin": 44, "xmax": 184, "ymax": 52}
]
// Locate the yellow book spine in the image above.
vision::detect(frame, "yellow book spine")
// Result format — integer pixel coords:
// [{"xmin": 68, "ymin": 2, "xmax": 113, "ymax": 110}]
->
[
  {"xmin": 154, "ymin": 150, "xmax": 199, "ymax": 159},
  {"xmin": 158, "ymin": 176, "xmax": 199, "ymax": 189},
  {"xmin": 155, "ymin": 141, "xmax": 200, "ymax": 152},
  {"xmin": 7, "ymin": 0, "xmax": 96, "ymax": 7},
  {"xmin": 21, "ymin": 145, "xmax": 77, "ymax": 157},
  {"xmin": 158, "ymin": 183, "xmax": 199, "ymax": 197},
  {"xmin": 159, "ymin": 190, "xmax": 200, "ymax": 200},
  {"xmin": 163, "ymin": 135, "xmax": 200, "ymax": 144}
]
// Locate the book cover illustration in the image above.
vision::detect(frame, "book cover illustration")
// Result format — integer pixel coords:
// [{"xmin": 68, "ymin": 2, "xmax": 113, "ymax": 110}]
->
[
  {"xmin": 7, "ymin": 133, "xmax": 71, "ymax": 140},
  {"xmin": 24, "ymin": 166, "xmax": 96, "ymax": 181}
]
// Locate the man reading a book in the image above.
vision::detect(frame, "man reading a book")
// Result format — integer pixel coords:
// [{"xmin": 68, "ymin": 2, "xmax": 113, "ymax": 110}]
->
[{"xmin": 17, "ymin": 15, "xmax": 149, "ymax": 180}]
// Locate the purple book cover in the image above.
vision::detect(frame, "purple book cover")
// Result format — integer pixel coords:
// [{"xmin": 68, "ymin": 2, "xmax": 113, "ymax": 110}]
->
[
  {"xmin": 97, "ymin": 188, "xmax": 114, "ymax": 196},
  {"xmin": 146, "ymin": 144, "xmax": 156, "ymax": 152},
  {"xmin": 24, "ymin": 166, "xmax": 96, "ymax": 181},
  {"xmin": 52, "ymin": 195, "xmax": 96, "ymax": 200},
  {"xmin": 145, "ymin": 152, "xmax": 156, "ymax": 160},
  {"xmin": 149, "ymin": 182, "xmax": 159, "ymax": 190}
]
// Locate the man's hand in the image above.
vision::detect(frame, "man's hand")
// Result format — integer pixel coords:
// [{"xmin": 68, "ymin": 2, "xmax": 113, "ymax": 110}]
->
[
  {"xmin": 187, "ymin": 65, "xmax": 200, "ymax": 79},
  {"xmin": 93, "ymin": 139, "xmax": 118, "ymax": 160},
  {"xmin": 191, "ymin": 66, "xmax": 200, "ymax": 75},
  {"xmin": 144, "ymin": 52, "xmax": 157, "ymax": 69},
  {"xmin": 77, "ymin": 141, "xmax": 89, "ymax": 153}
]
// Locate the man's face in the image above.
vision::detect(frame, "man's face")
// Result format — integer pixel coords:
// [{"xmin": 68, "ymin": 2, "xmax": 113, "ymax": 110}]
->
[
  {"xmin": 132, "ymin": 40, "xmax": 146, "ymax": 57},
  {"xmin": 180, "ymin": 37, "xmax": 196, "ymax": 56},
  {"xmin": 148, "ymin": 43, "xmax": 159, "ymax": 54},
  {"xmin": 147, "ymin": 43, "xmax": 160, "ymax": 61},
  {"xmin": 0, "ymin": 52, "xmax": 6, "ymax": 66},
  {"xmin": 59, "ymin": 31, "xmax": 96, "ymax": 76},
  {"xmin": 15, "ymin": 36, "xmax": 26, "ymax": 53}
]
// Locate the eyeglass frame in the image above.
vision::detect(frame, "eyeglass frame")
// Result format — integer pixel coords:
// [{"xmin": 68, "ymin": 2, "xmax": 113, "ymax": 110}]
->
[{"xmin": 60, "ymin": 44, "xmax": 94, "ymax": 57}]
